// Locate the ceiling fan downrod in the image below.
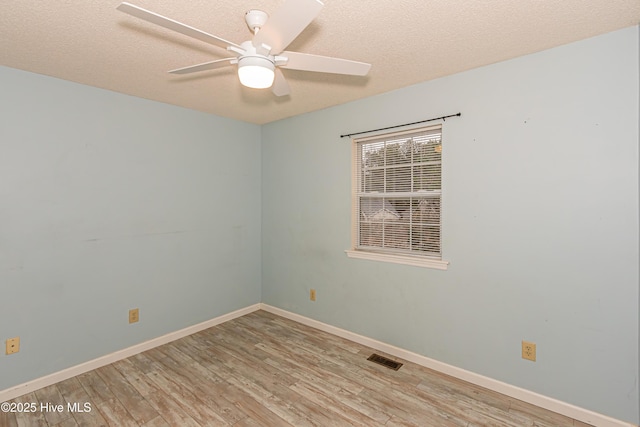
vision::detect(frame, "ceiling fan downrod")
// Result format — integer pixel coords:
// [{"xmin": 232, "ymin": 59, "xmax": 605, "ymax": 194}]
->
[{"xmin": 245, "ymin": 10, "xmax": 268, "ymax": 34}]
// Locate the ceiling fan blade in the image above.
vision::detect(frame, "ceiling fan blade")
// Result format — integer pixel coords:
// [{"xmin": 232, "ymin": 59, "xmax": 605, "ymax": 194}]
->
[
  {"xmin": 280, "ymin": 51, "xmax": 371, "ymax": 76},
  {"xmin": 252, "ymin": 0, "xmax": 324, "ymax": 55},
  {"xmin": 169, "ymin": 58, "xmax": 236, "ymax": 75},
  {"xmin": 117, "ymin": 2, "xmax": 241, "ymax": 51},
  {"xmin": 272, "ymin": 68, "xmax": 290, "ymax": 97}
]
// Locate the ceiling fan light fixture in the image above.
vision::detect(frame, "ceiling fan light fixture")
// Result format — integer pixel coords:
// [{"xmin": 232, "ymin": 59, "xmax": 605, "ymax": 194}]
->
[{"xmin": 238, "ymin": 56, "xmax": 275, "ymax": 89}]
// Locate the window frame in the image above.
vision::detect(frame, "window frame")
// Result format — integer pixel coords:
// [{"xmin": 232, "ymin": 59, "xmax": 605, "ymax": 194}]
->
[{"xmin": 345, "ymin": 124, "xmax": 449, "ymax": 270}]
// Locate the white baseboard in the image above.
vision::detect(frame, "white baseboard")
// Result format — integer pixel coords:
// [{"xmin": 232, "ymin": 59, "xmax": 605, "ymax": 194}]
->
[
  {"xmin": 259, "ymin": 304, "xmax": 637, "ymax": 427},
  {"xmin": 1, "ymin": 302, "xmax": 635, "ymax": 427},
  {"xmin": 0, "ymin": 304, "xmax": 261, "ymax": 404}
]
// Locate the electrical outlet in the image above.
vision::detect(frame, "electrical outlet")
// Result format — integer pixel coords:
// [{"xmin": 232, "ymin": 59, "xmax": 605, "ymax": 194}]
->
[
  {"xmin": 6, "ymin": 337, "xmax": 20, "ymax": 355},
  {"xmin": 129, "ymin": 308, "xmax": 139, "ymax": 324},
  {"xmin": 522, "ymin": 341, "xmax": 536, "ymax": 361},
  {"xmin": 310, "ymin": 289, "xmax": 316, "ymax": 301}
]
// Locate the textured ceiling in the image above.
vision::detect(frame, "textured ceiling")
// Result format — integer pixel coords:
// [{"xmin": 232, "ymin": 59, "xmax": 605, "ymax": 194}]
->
[{"xmin": 2, "ymin": 1, "xmax": 639, "ymax": 124}]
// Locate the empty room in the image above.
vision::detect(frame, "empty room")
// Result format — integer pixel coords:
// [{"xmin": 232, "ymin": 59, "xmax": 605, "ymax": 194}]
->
[{"xmin": 1, "ymin": 1, "xmax": 639, "ymax": 426}]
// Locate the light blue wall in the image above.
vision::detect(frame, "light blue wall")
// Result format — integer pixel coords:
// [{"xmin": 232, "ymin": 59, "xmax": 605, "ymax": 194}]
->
[
  {"xmin": 0, "ymin": 66, "xmax": 262, "ymax": 390},
  {"xmin": 262, "ymin": 26, "xmax": 640, "ymax": 424}
]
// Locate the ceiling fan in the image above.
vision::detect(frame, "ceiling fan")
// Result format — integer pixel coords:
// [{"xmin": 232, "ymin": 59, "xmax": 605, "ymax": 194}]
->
[{"xmin": 116, "ymin": 0, "xmax": 371, "ymax": 96}]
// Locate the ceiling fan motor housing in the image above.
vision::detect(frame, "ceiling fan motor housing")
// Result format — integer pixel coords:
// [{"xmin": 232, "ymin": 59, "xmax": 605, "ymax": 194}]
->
[{"xmin": 237, "ymin": 41, "xmax": 275, "ymax": 64}]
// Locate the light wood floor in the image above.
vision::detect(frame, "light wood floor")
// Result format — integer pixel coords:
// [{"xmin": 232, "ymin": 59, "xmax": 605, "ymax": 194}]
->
[{"xmin": 2, "ymin": 310, "xmax": 593, "ymax": 427}]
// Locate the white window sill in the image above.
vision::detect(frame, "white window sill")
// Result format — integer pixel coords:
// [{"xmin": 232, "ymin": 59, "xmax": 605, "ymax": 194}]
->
[{"xmin": 345, "ymin": 250, "xmax": 449, "ymax": 270}]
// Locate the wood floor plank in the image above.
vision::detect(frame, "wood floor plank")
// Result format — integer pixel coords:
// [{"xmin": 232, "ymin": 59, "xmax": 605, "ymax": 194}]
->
[
  {"xmin": 127, "ymin": 352, "xmax": 165, "ymax": 375},
  {"xmin": 34, "ymin": 384, "xmax": 72, "ymax": 426},
  {"xmin": 51, "ymin": 417, "xmax": 80, "ymax": 427},
  {"xmin": 220, "ymin": 383, "xmax": 294, "ymax": 427},
  {"xmin": 142, "ymin": 390, "xmax": 202, "ymax": 427},
  {"xmin": 112, "ymin": 357, "xmax": 161, "ymax": 398},
  {"xmin": 417, "ymin": 373, "xmax": 512, "ymax": 413},
  {"xmin": 140, "ymin": 415, "xmax": 171, "ymax": 427},
  {"xmin": 289, "ymin": 379, "xmax": 387, "ymax": 426},
  {"xmin": 146, "ymin": 346, "xmax": 229, "ymax": 399},
  {"xmin": 0, "ymin": 408, "xmax": 19, "ymax": 427},
  {"xmin": 144, "ymin": 370, "xmax": 229, "ymax": 426},
  {"xmin": 263, "ymin": 355, "xmax": 348, "ymax": 396},
  {"xmin": 509, "ymin": 398, "xmax": 575, "ymax": 427},
  {"xmin": 142, "ymin": 346, "xmax": 248, "ymax": 425},
  {"xmin": 410, "ymin": 379, "xmax": 526, "ymax": 426},
  {"xmin": 4, "ymin": 310, "xmax": 596, "ymax": 427},
  {"xmin": 459, "ymin": 398, "xmax": 533, "ymax": 427},
  {"xmin": 12, "ymin": 392, "xmax": 51, "ymax": 427},
  {"xmin": 290, "ymin": 396, "xmax": 358, "ymax": 427},
  {"xmin": 358, "ymin": 387, "xmax": 468, "ymax": 427},
  {"xmin": 94, "ymin": 397, "xmax": 139, "ymax": 427},
  {"xmin": 385, "ymin": 415, "xmax": 426, "ymax": 427},
  {"xmin": 269, "ymin": 316, "xmax": 362, "ymax": 355},
  {"xmin": 208, "ymin": 342, "xmax": 300, "ymax": 402},
  {"xmin": 95, "ymin": 364, "xmax": 159, "ymax": 424},
  {"xmin": 76, "ymin": 371, "xmax": 116, "ymax": 405},
  {"xmin": 256, "ymin": 342, "xmax": 366, "ymax": 395},
  {"xmin": 55, "ymin": 377, "xmax": 108, "ymax": 427},
  {"xmin": 221, "ymin": 371, "xmax": 306, "ymax": 426}
]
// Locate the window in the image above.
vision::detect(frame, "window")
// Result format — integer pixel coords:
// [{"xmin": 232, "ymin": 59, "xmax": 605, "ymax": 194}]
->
[{"xmin": 346, "ymin": 125, "xmax": 449, "ymax": 269}]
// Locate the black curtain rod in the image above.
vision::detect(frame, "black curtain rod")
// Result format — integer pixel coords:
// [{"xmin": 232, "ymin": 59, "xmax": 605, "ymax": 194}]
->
[{"xmin": 340, "ymin": 112, "xmax": 461, "ymax": 139}]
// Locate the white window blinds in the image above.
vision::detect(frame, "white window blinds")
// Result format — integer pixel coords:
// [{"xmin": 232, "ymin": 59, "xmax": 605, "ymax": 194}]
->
[{"xmin": 353, "ymin": 125, "xmax": 442, "ymax": 258}]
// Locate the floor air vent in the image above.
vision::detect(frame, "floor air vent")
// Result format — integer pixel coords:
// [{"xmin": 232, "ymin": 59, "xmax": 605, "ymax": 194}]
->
[{"xmin": 367, "ymin": 353, "xmax": 403, "ymax": 371}]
